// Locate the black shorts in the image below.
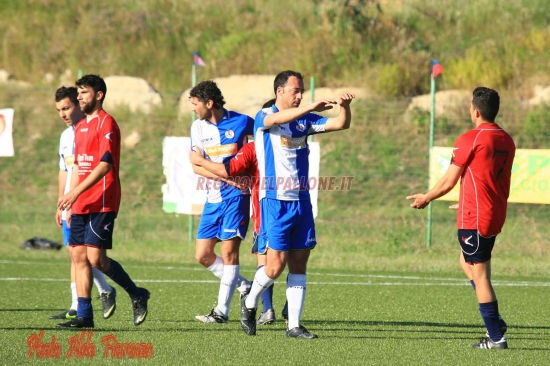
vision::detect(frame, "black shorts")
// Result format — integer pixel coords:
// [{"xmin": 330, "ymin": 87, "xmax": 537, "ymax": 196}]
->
[
  {"xmin": 69, "ymin": 212, "xmax": 116, "ymax": 249},
  {"xmin": 458, "ymin": 229, "xmax": 495, "ymax": 263}
]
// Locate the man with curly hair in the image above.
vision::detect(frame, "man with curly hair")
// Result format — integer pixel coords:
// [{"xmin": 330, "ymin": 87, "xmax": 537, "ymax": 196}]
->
[{"xmin": 189, "ymin": 80, "xmax": 254, "ymax": 324}]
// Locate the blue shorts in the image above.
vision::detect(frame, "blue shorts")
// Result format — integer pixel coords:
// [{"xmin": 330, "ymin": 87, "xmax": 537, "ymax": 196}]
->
[
  {"xmin": 251, "ymin": 230, "xmax": 268, "ymax": 255},
  {"xmin": 62, "ymin": 220, "xmax": 71, "ymax": 247},
  {"xmin": 458, "ymin": 229, "xmax": 495, "ymax": 263},
  {"xmin": 69, "ymin": 212, "xmax": 116, "ymax": 249},
  {"xmin": 260, "ymin": 198, "xmax": 316, "ymax": 252},
  {"xmin": 197, "ymin": 195, "xmax": 250, "ymax": 240}
]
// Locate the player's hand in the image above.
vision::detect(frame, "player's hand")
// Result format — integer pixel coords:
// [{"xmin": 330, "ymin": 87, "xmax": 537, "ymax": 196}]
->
[
  {"xmin": 189, "ymin": 146, "xmax": 204, "ymax": 165},
  {"xmin": 310, "ymin": 99, "xmax": 337, "ymax": 113},
  {"xmin": 58, "ymin": 190, "xmax": 78, "ymax": 211},
  {"xmin": 449, "ymin": 203, "xmax": 459, "ymax": 210},
  {"xmin": 55, "ymin": 208, "xmax": 63, "ymax": 228},
  {"xmin": 406, "ymin": 194, "xmax": 430, "ymax": 209},
  {"xmin": 338, "ymin": 93, "xmax": 355, "ymax": 107}
]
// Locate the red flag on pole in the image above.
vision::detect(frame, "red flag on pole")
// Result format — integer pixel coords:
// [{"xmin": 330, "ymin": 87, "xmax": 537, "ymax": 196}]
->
[{"xmin": 432, "ymin": 59, "xmax": 443, "ymax": 78}]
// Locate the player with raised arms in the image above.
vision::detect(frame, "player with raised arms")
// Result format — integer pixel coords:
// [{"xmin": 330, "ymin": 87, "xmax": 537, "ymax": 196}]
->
[{"xmin": 240, "ymin": 70, "xmax": 355, "ymax": 338}]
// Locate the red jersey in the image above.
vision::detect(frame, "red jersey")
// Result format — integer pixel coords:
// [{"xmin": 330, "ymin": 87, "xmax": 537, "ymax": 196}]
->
[
  {"xmin": 227, "ymin": 142, "xmax": 259, "ymax": 233},
  {"xmin": 72, "ymin": 109, "xmax": 121, "ymax": 215},
  {"xmin": 451, "ymin": 122, "xmax": 515, "ymax": 237}
]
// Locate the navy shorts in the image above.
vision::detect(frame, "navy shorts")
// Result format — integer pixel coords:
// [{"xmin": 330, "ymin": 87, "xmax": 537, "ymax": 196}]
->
[
  {"xmin": 69, "ymin": 212, "xmax": 116, "ymax": 249},
  {"xmin": 458, "ymin": 229, "xmax": 495, "ymax": 263}
]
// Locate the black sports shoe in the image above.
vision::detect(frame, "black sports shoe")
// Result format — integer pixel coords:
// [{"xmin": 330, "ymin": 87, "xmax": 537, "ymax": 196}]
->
[
  {"xmin": 101, "ymin": 287, "xmax": 117, "ymax": 319},
  {"xmin": 49, "ymin": 309, "xmax": 77, "ymax": 320},
  {"xmin": 132, "ymin": 288, "xmax": 150, "ymax": 326},
  {"xmin": 56, "ymin": 316, "xmax": 94, "ymax": 328},
  {"xmin": 286, "ymin": 325, "xmax": 318, "ymax": 339},
  {"xmin": 240, "ymin": 294, "xmax": 257, "ymax": 336},
  {"xmin": 485, "ymin": 317, "xmax": 508, "ymax": 338},
  {"xmin": 472, "ymin": 336, "xmax": 508, "ymax": 349}
]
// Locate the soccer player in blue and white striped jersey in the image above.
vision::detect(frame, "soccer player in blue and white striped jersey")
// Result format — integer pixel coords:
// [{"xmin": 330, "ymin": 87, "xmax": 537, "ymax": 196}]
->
[
  {"xmin": 240, "ymin": 70, "xmax": 355, "ymax": 338},
  {"xmin": 189, "ymin": 81, "xmax": 255, "ymax": 324}
]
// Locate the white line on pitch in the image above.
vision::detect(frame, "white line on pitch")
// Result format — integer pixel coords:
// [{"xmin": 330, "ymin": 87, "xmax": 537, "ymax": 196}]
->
[{"xmin": 1, "ymin": 277, "xmax": 550, "ymax": 287}]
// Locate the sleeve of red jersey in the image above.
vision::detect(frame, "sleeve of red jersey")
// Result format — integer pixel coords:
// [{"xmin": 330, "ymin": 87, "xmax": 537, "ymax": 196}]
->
[
  {"xmin": 228, "ymin": 142, "xmax": 254, "ymax": 176},
  {"xmin": 450, "ymin": 134, "xmax": 472, "ymax": 167},
  {"xmin": 98, "ymin": 115, "xmax": 120, "ymax": 165}
]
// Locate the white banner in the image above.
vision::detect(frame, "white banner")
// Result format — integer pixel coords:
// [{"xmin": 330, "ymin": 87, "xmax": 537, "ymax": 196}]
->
[
  {"xmin": 162, "ymin": 137, "xmax": 320, "ymax": 218},
  {"xmin": 0, "ymin": 108, "xmax": 14, "ymax": 157}
]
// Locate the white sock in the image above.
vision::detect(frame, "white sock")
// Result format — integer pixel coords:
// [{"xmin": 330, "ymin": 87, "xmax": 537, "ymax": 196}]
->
[
  {"xmin": 286, "ymin": 273, "xmax": 306, "ymax": 330},
  {"xmin": 245, "ymin": 267, "xmax": 275, "ymax": 309},
  {"xmin": 216, "ymin": 265, "xmax": 239, "ymax": 317},
  {"xmin": 70, "ymin": 282, "xmax": 78, "ymax": 310},
  {"xmin": 92, "ymin": 267, "xmax": 112, "ymax": 295},
  {"xmin": 207, "ymin": 256, "xmax": 225, "ymax": 279}
]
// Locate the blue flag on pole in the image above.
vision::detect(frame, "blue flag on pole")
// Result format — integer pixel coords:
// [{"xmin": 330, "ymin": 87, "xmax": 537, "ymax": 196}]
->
[{"xmin": 193, "ymin": 52, "xmax": 206, "ymax": 67}]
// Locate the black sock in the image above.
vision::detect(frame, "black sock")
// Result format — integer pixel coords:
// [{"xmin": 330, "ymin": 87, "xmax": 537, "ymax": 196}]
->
[{"xmin": 104, "ymin": 259, "xmax": 141, "ymax": 300}]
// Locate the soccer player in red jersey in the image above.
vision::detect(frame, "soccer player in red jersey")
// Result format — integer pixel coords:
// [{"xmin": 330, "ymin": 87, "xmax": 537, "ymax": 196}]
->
[
  {"xmin": 407, "ymin": 87, "xmax": 515, "ymax": 349},
  {"xmin": 50, "ymin": 86, "xmax": 116, "ymax": 321},
  {"xmin": 56, "ymin": 75, "xmax": 149, "ymax": 328}
]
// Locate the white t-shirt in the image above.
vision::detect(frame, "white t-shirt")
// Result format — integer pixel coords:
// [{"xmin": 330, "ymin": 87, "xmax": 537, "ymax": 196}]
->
[{"xmin": 58, "ymin": 126, "xmax": 75, "ymax": 220}]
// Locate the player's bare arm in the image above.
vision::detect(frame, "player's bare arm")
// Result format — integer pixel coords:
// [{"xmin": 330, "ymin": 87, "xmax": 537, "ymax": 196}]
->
[
  {"xmin": 406, "ymin": 164, "xmax": 463, "ymax": 209},
  {"xmin": 263, "ymin": 99, "xmax": 336, "ymax": 128},
  {"xmin": 189, "ymin": 147, "xmax": 228, "ymax": 178},
  {"xmin": 325, "ymin": 93, "xmax": 355, "ymax": 131},
  {"xmin": 58, "ymin": 161, "xmax": 112, "ymax": 211}
]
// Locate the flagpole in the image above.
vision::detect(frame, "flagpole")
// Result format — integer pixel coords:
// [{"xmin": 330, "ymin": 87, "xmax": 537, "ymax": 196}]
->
[
  {"xmin": 427, "ymin": 72, "xmax": 436, "ymax": 249},
  {"xmin": 189, "ymin": 63, "xmax": 198, "ymax": 243}
]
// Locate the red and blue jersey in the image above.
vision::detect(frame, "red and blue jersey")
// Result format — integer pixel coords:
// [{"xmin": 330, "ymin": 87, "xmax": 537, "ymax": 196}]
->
[
  {"xmin": 451, "ymin": 122, "xmax": 516, "ymax": 237},
  {"xmin": 72, "ymin": 109, "xmax": 121, "ymax": 215},
  {"xmin": 227, "ymin": 142, "xmax": 260, "ymax": 234}
]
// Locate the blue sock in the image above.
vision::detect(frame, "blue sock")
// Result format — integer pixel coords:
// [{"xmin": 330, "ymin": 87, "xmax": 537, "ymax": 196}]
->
[
  {"xmin": 479, "ymin": 301, "xmax": 503, "ymax": 341},
  {"xmin": 470, "ymin": 280, "xmax": 476, "ymax": 290},
  {"xmin": 76, "ymin": 297, "xmax": 93, "ymax": 319},
  {"xmin": 258, "ymin": 267, "xmax": 274, "ymax": 313},
  {"xmin": 104, "ymin": 259, "xmax": 141, "ymax": 300}
]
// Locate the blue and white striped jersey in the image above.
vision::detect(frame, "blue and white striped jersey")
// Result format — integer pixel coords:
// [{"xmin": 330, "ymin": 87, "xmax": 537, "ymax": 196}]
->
[
  {"xmin": 254, "ymin": 105, "xmax": 328, "ymax": 201},
  {"xmin": 191, "ymin": 110, "xmax": 254, "ymax": 203}
]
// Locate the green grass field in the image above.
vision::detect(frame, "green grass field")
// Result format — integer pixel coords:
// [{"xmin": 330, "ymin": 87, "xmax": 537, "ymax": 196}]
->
[
  {"xmin": 1, "ymin": 82, "xmax": 549, "ymax": 365},
  {"xmin": 0, "ymin": 252, "xmax": 549, "ymax": 365}
]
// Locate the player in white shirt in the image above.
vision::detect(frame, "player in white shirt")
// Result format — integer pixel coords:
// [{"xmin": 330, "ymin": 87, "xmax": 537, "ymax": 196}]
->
[
  {"xmin": 189, "ymin": 81, "xmax": 255, "ymax": 323},
  {"xmin": 49, "ymin": 86, "xmax": 117, "ymax": 321},
  {"xmin": 240, "ymin": 70, "xmax": 354, "ymax": 338}
]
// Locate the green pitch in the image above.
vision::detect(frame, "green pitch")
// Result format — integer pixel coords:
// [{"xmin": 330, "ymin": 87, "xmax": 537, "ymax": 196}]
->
[{"xmin": 0, "ymin": 254, "xmax": 548, "ymax": 365}]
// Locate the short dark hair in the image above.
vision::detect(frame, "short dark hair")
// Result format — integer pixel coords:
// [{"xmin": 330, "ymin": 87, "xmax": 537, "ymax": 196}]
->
[
  {"xmin": 273, "ymin": 70, "xmax": 303, "ymax": 94},
  {"xmin": 262, "ymin": 98, "xmax": 276, "ymax": 108},
  {"xmin": 55, "ymin": 86, "xmax": 78, "ymax": 105},
  {"xmin": 472, "ymin": 87, "xmax": 500, "ymax": 122},
  {"xmin": 76, "ymin": 74, "xmax": 107, "ymax": 102},
  {"xmin": 189, "ymin": 80, "xmax": 225, "ymax": 109}
]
